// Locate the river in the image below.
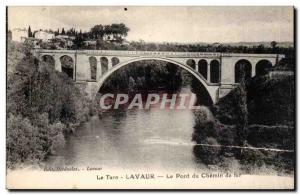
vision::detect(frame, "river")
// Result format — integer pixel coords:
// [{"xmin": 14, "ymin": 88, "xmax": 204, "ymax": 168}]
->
[
  {"xmin": 45, "ymin": 87, "xmax": 210, "ymax": 172},
  {"xmin": 44, "ymin": 85, "xmax": 292, "ymax": 176},
  {"xmin": 10, "ymin": 88, "xmax": 294, "ymax": 189}
]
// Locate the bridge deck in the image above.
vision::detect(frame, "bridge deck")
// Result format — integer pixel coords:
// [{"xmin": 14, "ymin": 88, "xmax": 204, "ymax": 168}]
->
[{"xmin": 34, "ymin": 49, "xmax": 283, "ymax": 58}]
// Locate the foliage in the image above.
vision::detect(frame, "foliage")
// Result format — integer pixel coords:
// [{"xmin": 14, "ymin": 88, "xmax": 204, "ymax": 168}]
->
[
  {"xmin": 7, "ymin": 113, "xmax": 66, "ymax": 168},
  {"xmin": 247, "ymin": 75, "xmax": 295, "ymax": 126},
  {"xmin": 7, "ymin": 41, "xmax": 33, "ymax": 74},
  {"xmin": 192, "ymin": 72, "xmax": 295, "ymax": 173},
  {"xmin": 28, "ymin": 26, "xmax": 33, "ymax": 37},
  {"xmin": 7, "ymin": 41, "xmax": 91, "ymax": 168},
  {"xmin": 235, "ymin": 69, "xmax": 248, "ymax": 144},
  {"xmin": 100, "ymin": 60, "xmax": 182, "ymax": 93},
  {"xmin": 193, "ymin": 137, "xmax": 221, "ymax": 165},
  {"xmin": 90, "ymin": 23, "xmax": 129, "ymax": 42}
]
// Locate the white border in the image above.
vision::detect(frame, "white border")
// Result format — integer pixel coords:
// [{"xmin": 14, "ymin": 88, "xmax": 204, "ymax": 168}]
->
[
  {"xmin": 2, "ymin": 0, "xmax": 298, "ymax": 6},
  {"xmin": 0, "ymin": 0, "xmax": 298, "ymax": 194}
]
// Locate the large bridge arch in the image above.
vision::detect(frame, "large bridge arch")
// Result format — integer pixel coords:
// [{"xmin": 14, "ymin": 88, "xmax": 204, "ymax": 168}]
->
[{"xmin": 92, "ymin": 57, "xmax": 219, "ymax": 104}]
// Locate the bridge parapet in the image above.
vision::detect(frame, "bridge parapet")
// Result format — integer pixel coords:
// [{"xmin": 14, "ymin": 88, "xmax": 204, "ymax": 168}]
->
[
  {"xmin": 82, "ymin": 50, "xmax": 225, "ymax": 58},
  {"xmin": 34, "ymin": 49, "xmax": 282, "ymax": 59}
]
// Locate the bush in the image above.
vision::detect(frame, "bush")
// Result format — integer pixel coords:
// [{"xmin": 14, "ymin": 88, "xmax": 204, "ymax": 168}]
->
[
  {"xmin": 247, "ymin": 75, "xmax": 295, "ymax": 126},
  {"xmin": 100, "ymin": 60, "xmax": 182, "ymax": 93},
  {"xmin": 192, "ymin": 109, "xmax": 217, "ymax": 142},
  {"xmin": 240, "ymin": 146, "xmax": 266, "ymax": 173},
  {"xmin": 6, "ymin": 114, "xmax": 65, "ymax": 168},
  {"xmin": 7, "ymin": 42, "xmax": 92, "ymax": 168},
  {"xmin": 7, "ymin": 114, "xmax": 41, "ymax": 167},
  {"xmin": 193, "ymin": 137, "xmax": 221, "ymax": 165},
  {"xmin": 246, "ymin": 124, "xmax": 294, "ymax": 150},
  {"xmin": 192, "ymin": 73, "xmax": 294, "ymax": 173}
]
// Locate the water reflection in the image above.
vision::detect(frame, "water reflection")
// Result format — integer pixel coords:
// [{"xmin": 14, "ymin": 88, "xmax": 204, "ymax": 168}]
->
[
  {"xmin": 46, "ymin": 87, "xmax": 211, "ymax": 171},
  {"xmin": 43, "ymin": 84, "xmax": 293, "ymax": 175}
]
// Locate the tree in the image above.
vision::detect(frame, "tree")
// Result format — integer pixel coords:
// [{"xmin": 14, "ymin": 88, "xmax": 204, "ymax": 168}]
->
[
  {"xmin": 61, "ymin": 28, "xmax": 65, "ymax": 35},
  {"xmin": 271, "ymin": 41, "xmax": 277, "ymax": 49},
  {"xmin": 104, "ymin": 25, "xmax": 112, "ymax": 40},
  {"xmin": 7, "ymin": 41, "xmax": 92, "ymax": 167},
  {"xmin": 236, "ymin": 66, "xmax": 248, "ymax": 146},
  {"xmin": 90, "ymin": 25, "xmax": 105, "ymax": 40},
  {"xmin": 54, "ymin": 28, "xmax": 59, "ymax": 36},
  {"xmin": 66, "ymin": 28, "xmax": 76, "ymax": 36},
  {"xmin": 28, "ymin": 26, "xmax": 32, "ymax": 37},
  {"xmin": 109, "ymin": 23, "xmax": 129, "ymax": 43},
  {"xmin": 271, "ymin": 41, "xmax": 278, "ymax": 53},
  {"xmin": 73, "ymin": 35, "xmax": 84, "ymax": 49},
  {"xmin": 128, "ymin": 76, "xmax": 136, "ymax": 93}
]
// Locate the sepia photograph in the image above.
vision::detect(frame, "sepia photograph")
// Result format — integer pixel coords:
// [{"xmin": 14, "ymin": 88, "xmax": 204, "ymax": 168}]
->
[{"xmin": 6, "ymin": 6, "xmax": 295, "ymax": 190}]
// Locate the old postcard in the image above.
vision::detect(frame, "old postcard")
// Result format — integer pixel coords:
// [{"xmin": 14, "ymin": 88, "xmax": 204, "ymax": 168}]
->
[{"xmin": 6, "ymin": 6, "xmax": 295, "ymax": 190}]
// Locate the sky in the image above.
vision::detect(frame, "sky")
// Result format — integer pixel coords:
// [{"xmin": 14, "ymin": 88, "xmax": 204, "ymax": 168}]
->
[{"xmin": 8, "ymin": 6, "xmax": 294, "ymax": 43}]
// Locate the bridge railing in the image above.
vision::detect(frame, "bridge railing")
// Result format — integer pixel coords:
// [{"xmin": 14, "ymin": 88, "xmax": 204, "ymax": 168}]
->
[
  {"xmin": 33, "ymin": 49, "xmax": 283, "ymax": 59},
  {"xmin": 83, "ymin": 50, "xmax": 225, "ymax": 58}
]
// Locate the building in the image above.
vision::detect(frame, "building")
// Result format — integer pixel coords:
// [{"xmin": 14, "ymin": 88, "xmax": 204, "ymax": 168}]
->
[
  {"xmin": 56, "ymin": 35, "xmax": 75, "ymax": 40},
  {"xmin": 55, "ymin": 35, "xmax": 69, "ymax": 39},
  {"xmin": 55, "ymin": 35, "xmax": 75, "ymax": 48},
  {"xmin": 24, "ymin": 37, "xmax": 41, "ymax": 49},
  {"xmin": 83, "ymin": 40, "xmax": 97, "ymax": 48},
  {"xmin": 35, "ymin": 30, "xmax": 55, "ymax": 41},
  {"xmin": 11, "ymin": 28, "xmax": 28, "ymax": 42}
]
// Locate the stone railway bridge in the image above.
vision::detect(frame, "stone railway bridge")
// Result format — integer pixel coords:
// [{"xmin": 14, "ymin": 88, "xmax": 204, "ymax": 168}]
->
[{"xmin": 33, "ymin": 49, "xmax": 285, "ymax": 104}]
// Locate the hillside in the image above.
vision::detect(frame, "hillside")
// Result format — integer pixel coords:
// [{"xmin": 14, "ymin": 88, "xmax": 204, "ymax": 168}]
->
[{"xmin": 193, "ymin": 72, "xmax": 295, "ymax": 173}]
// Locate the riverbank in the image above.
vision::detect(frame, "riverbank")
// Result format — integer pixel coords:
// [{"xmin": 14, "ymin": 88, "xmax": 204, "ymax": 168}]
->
[
  {"xmin": 6, "ymin": 41, "xmax": 93, "ymax": 169},
  {"xmin": 192, "ymin": 73, "xmax": 295, "ymax": 174}
]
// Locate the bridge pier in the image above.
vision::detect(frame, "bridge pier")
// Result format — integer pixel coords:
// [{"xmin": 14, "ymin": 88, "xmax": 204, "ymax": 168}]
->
[
  {"xmin": 76, "ymin": 55, "xmax": 90, "ymax": 81},
  {"xmin": 54, "ymin": 55, "xmax": 62, "ymax": 72},
  {"xmin": 218, "ymin": 84, "xmax": 235, "ymax": 99},
  {"xmin": 97, "ymin": 57, "xmax": 102, "ymax": 80},
  {"xmin": 251, "ymin": 65, "xmax": 255, "ymax": 77},
  {"xmin": 195, "ymin": 63, "xmax": 199, "ymax": 72},
  {"xmin": 107, "ymin": 57, "xmax": 113, "ymax": 69},
  {"xmin": 207, "ymin": 62, "xmax": 211, "ymax": 83}
]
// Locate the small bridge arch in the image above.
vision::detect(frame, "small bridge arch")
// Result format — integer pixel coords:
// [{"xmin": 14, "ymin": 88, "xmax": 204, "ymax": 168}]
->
[
  {"xmin": 235, "ymin": 59, "xmax": 252, "ymax": 83},
  {"xmin": 40, "ymin": 53, "xmax": 76, "ymax": 78},
  {"xmin": 233, "ymin": 58, "xmax": 277, "ymax": 83},
  {"xmin": 41, "ymin": 54, "xmax": 55, "ymax": 68},
  {"xmin": 60, "ymin": 55, "xmax": 75, "ymax": 79},
  {"xmin": 88, "ymin": 56, "xmax": 97, "ymax": 80},
  {"xmin": 198, "ymin": 59, "xmax": 208, "ymax": 79},
  {"xmin": 256, "ymin": 59, "xmax": 273, "ymax": 76},
  {"xmin": 210, "ymin": 59, "xmax": 220, "ymax": 83}
]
